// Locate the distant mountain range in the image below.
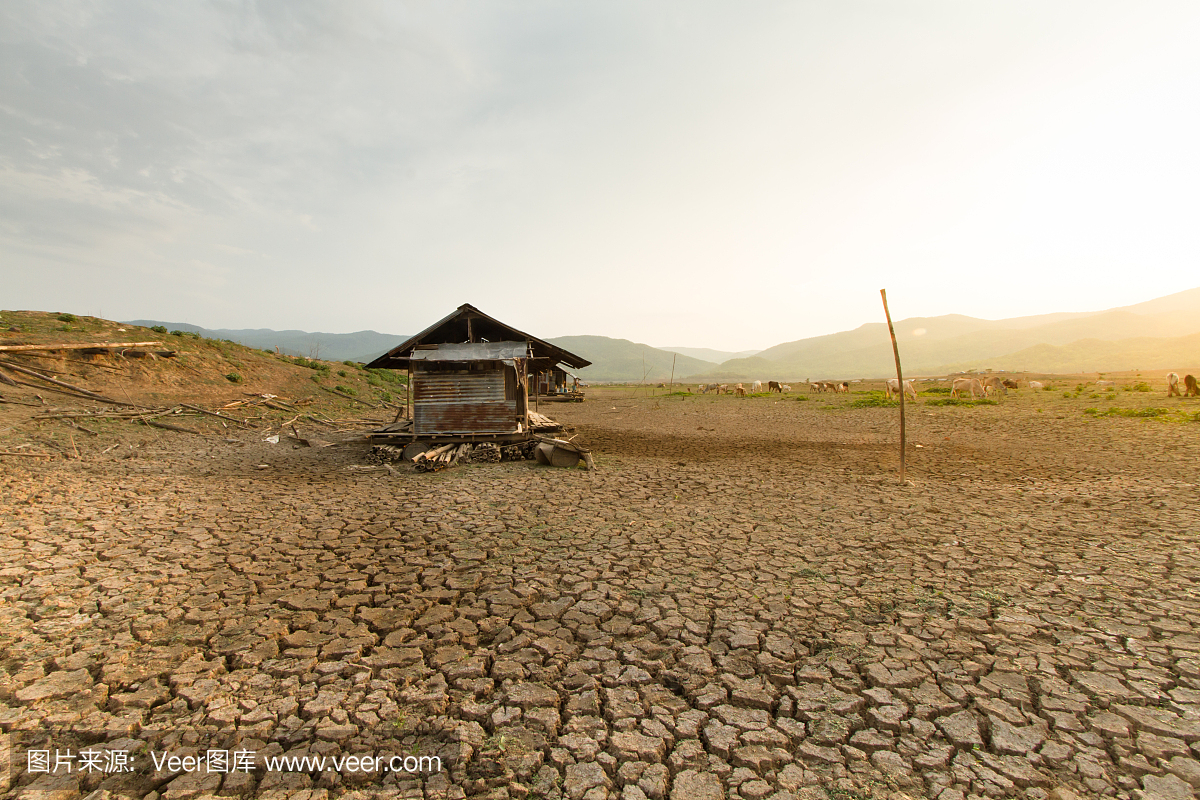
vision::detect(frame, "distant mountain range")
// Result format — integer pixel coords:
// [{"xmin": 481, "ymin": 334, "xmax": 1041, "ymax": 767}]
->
[
  {"xmin": 125, "ymin": 321, "xmax": 407, "ymax": 363},
  {"xmin": 127, "ymin": 286, "xmax": 1200, "ymax": 382},
  {"xmin": 654, "ymin": 346, "xmax": 762, "ymax": 363},
  {"xmin": 545, "ymin": 336, "xmax": 717, "ymax": 383}
]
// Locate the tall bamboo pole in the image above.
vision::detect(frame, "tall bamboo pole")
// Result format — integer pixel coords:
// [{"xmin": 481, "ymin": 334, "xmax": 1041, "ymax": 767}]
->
[
  {"xmin": 669, "ymin": 353, "xmax": 676, "ymax": 390},
  {"xmin": 880, "ymin": 289, "xmax": 906, "ymax": 483}
]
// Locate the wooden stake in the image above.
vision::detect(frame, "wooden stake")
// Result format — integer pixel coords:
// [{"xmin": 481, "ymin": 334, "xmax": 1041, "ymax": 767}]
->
[
  {"xmin": 880, "ymin": 289, "xmax": 906, "ymax": 484},
  {"xmin": 670, "ymin": 353, "xmax": 676, "ymax": 390}
]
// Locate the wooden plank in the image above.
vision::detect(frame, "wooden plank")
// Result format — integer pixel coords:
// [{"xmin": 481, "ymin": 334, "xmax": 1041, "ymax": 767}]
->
[
  {"xmin": 0, "ymin": 341, "xmax": 164, "ymax": 352},
  {"xmin": 0, "ymin": 360, "xmax": 146, "ymax": 407}
]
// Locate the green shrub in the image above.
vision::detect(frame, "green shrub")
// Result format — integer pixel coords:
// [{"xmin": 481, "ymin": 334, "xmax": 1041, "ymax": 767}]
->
[
  {"xmin": 57, "ymin": 313, "xmax": 77, "ymax": 323},
  {"xmin": 334, "ymin": 385, "xmax": 357, "ymax": 396},
  {"xmin": 366, "ymin": 368, "xmax": 405, "ymax": 385},
  {"xmin": 794, "ymin": 395, "xmax": 809, "ymax": 401},
  {"xmin": 921, "ymin": 387, "xmax": 951, "ymax": 395},
  {"xmin": 337, "ymin": 370, "xmax": 348, "ymax": 378},
  {"xmin": 378, "ymin": 390, "xmax": 393, "ymax": 403},
  {"xmin": 150, "ymin": 325, "xmax": 168, "ymax": 334},
  {"xmin": 1130, "ymin": 382, "xmax": 1152, "ymax": 392},
  {"xmin": 290, "ymin": 356, "xmax": 329, "ymax": 372},
  {"xmin": 170, "ymin": 329, "xmax": 200, "ymax": 339},
  {"xmin": 342, "ymin": 360, "xmax": 360, "ymax": 368},
  {"xmin": 225, "ymin": 372, "xmax": 242, "ymax": 383}
]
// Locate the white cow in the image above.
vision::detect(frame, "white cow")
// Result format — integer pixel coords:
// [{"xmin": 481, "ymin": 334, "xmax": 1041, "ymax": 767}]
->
[
  {"xmin": 781, "ymin": 384, "xmax": 792, "ymax": 392},
  {"xmin": 1028, "ymin": 380, "xmax": 1044, "ymax": 390},
  {"xmin": 1167, "ymin": 372, "xmax": 1181, "ymax": 397},
  {"xmin": 751, "ymin": 380, "xmax": 763, "ymax": 393},
  {"xmin": 981, "ymin": 376, "xmax": 1007, "ymax": 396},
  {"xmin": 952, "ymin": 378, "xmax": 984, "ymax": 399},
  {"xmin": 1096, "ymin": 380, "xmax": 1115, "ymax": 389},
  {"xmin": 885, "ymin": 378, "xmax": 917, "ymax": 401}
]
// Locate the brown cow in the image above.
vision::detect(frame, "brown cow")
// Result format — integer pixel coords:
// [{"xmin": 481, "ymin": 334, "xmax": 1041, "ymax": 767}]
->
[
  {"xmin": 735, "ymin": 383, "xmax": 746, "ymax": 397},
  {"xmin": 1002, "ymin": 379, "xmax": 1018, "ymax": 389},
  {"xmin": 1186, "ymin": 375, "xmax": 1200, "ymax": 397},
  {"xmin": 768, "ymin": 381, "xmax": 782, "ymax": 393}
]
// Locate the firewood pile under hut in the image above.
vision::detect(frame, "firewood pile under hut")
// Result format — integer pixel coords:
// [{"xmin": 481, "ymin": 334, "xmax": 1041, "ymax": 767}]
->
[{"xmin": 364, "ymin": 303, "xmax": 594, "ymax": 471}]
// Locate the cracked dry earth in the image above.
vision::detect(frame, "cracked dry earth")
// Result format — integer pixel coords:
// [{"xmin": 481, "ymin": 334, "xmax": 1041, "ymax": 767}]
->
[{"xmin": 3, "ymin": 389, "xmax": 1200, "ymax": 800}]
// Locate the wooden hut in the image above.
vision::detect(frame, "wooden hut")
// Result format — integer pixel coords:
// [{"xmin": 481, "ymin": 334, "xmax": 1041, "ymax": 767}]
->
[{"xmin": 366, "ymin": 304, "xmax": 590, "ymax": 442}]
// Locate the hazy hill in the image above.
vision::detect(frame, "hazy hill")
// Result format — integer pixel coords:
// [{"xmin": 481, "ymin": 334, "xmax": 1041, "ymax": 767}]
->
[
  {"xmin": 546, "ymin": 336, "xmax": 717, "ymax": 382},
  {"xmin": 126, "ymin": 320, "xmax": 407, "ymax": 363},
  {"xmin": 940, "ymin": 332, "xmax": 1200, "ymax": 374},
  {"xmin": 656, "ymin": 346, "xmax": 762, "ymax": 363},
  {"xmin": 694, "ymin": 286, "xmax": 1200, "ymax": 380}
]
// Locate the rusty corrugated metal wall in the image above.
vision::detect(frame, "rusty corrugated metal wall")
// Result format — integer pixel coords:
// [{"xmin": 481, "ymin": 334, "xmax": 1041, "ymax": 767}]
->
[{"xmin": 412, "ymin": 369, "xmax": 518, "ymax": 435}]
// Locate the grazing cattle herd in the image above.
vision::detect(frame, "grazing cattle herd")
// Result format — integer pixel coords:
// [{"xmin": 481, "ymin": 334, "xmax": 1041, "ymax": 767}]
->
[{"xmin": 689, "ymin": 372, "xmax": 1200, "ymax": 401}]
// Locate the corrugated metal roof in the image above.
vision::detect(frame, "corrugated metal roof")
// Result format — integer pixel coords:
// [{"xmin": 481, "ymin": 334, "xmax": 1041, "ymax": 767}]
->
[
  {"xmin": 410, "ymin": 341, "xmax": 529, "ymax": 361},
  {"xmin": 365, "ymin": 303, "xmax": 591, "ymax": 370}
]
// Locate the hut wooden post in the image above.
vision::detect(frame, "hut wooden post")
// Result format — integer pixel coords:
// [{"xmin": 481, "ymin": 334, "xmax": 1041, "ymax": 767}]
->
[{"xmin": 880, "ymin": 289, "xmax": 905, "ymax": 483}]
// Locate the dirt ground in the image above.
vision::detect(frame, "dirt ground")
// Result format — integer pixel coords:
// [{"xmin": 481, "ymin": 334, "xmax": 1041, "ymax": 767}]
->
[{"xmin": 3, "ymin": 381, "xmax": 1200, "ymax": 800}]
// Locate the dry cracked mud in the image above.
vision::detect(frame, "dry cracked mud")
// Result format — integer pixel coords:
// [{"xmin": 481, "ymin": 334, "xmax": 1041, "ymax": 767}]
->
[{"xmin": 3, "ymin": 387, "xmax": 1200, "ymax": 800}]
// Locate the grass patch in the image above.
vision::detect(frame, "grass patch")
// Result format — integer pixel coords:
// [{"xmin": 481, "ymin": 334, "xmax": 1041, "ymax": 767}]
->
[
  {"xmin": 925, "ymin": 397, "xmax": 998, "ymax": 407},
  {"xmin": 848, "ymin": 392, "xmax": 896, "ymax": 408},
  {"xmin": 920, "ymin": 387, "xmax": 951, "ymax": 395},
  {"xmin": 1127, "ymin": 382, "xmax": 1152, "ymax": 393},
  {"xmin": 1084, "ymin": 406, "xmax": 1168, "ymax": 418},
  {"xmin": 56, "ymin": 313, "xmax": 77, "ymax": 323},
  {"xmin": 1107, "ymin": 407, "xmax": 1167, "ymax": 418},
  {"xmin": 225, "ymin": 372, "xmax": 242, "ymax": 383},
  {"xmin": 333, "ymin": 385, "xmax": 357, "ymax": 396}
]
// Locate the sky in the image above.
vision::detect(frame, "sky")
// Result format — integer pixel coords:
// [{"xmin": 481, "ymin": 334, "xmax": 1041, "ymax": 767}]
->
[{"xmin": 4, "ymin": 1, "xmax": 1200, "ymax": 352}]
